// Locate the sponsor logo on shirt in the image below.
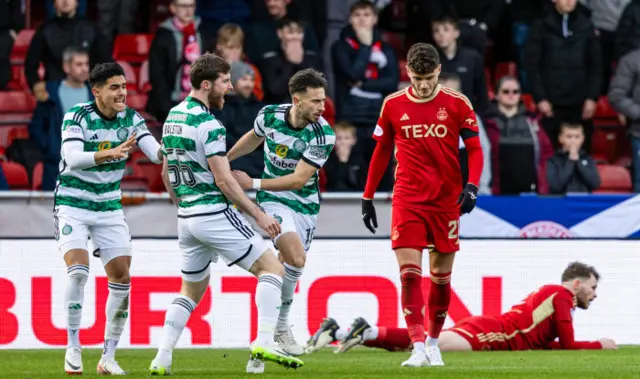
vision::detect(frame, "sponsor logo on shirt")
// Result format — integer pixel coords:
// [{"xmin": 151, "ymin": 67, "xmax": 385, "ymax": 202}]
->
[
  {"xmin": 275, "ymin": 145, "xmax": 289, "ymax": 158},
  {"xmin": 401, "ymin": 124, "xmax": 448, "ymax": 138}
]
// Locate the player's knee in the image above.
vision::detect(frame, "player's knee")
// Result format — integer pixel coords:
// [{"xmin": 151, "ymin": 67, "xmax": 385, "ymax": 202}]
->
[
  {"xmin": 108, "ymin": 271, "xmax": 131, "ymax": 284},
  {"xmin": 250, "ymin": 249, "xmax": 285, "ymax": 278},
  {"xmin": 288, "ymin": 253, "xmax": 306, "ymax": 269}
]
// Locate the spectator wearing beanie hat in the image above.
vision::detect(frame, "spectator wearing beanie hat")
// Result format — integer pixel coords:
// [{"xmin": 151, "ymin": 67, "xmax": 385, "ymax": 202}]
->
[{"xmin": 216, "ymin": 61, "xmax": 265, "ymax": 178}]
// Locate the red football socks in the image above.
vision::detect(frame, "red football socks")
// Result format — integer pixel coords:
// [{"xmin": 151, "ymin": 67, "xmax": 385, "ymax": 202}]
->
[
  {"xmin": 399, "ymin": 264, "xmax": 425, "ymax": 344},
  {"xmin": 364, "ymin": 327, "xmax": 412, "ymax": 351},
  {"xmin": 427, "ymin": 270, "xmax": 452, "ymax": 338}
]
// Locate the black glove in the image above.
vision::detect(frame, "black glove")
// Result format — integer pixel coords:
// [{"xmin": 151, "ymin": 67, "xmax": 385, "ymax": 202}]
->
[
  {"xmin": 361, "ymin": 199, "xmax": 378, "ymax": 234},
  {"xmin": 457, "ymin": 183, "xmax": 478, "ymax": 215}
]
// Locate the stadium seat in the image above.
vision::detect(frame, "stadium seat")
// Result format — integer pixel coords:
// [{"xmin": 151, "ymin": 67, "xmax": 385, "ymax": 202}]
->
[
  {"xmin": 127, "ymin": 93, "xmax": 148, "ymax": 112},
  {"xmin": 7, "ymin": 65, "xmax": 28, "ymax": 91},
  {"xmin": 11, "ymin": 29, "xmax": 35, "ymax": 64},
  {"xmin": 0, "ymin": 92, "xmax": 36, "ymax": 115},
  {"xmin": 31, "ymin": 161, "xmax": 43, "ymax": 190},
  {"xmin": 591, "ymin": 128, "xmax": 619, "ymax": 163},
  {"xmin": 122, "ymin": 163, "xmax": 149, "ymax": 191},
  {"xmin": 137, "ymin": 162, "xmax": 164, "ymax": 192},
  {"xmin": 139, "ymin": 60, "xmax": 151, "ymax": 93},
  {"xmin": 323, "ymin": 96, "xmax": 336, "ymax": 127},
  {"xmin": 495, "ymin": 62, "xmax": 517, "ymax": 81},
  {"xmin": 595, "ymin": 164, "xmax": 632, "ymax": 193},
  {"xmin": 614, "ymin": 156, "xmax": 632, "ymax": 168},
  {"xmin": 593, "ymin": 96, "xmax": 621, "ymax": 128},
  {"xmin": 398, "ymin": 59, "xmax": 409, "ymax": 82},
  {"xmin": 113, "ymin": 34, "xmax": 153, "ymax": 64},
  {"xmin": 1, "ymin": 161, "xmax": 29, "ymax": 189},
  {"xmin": 382, "ymin": 32, "xmax": 404, "ymax": 56},
  {"xmin": 6, "ymin": 126, "xmax": 29, "ymax": 146},
  {"xmin": 521, "ymin": 94, "xmax": 536, "ymax": 113},
  {"xmin": 117, "ymin": 61, "xmax": 138, "ymax": 91},
  {"xmin": 485, "ymin": 68, "xmax": 492, "ymax": 91}
]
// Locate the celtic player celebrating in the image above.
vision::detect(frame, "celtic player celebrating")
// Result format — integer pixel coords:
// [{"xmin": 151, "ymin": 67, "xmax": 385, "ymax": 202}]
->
[
  {"xmin": 148, "ymin": 53, "xmax": 303, "ymax": 375},
  {"xmin": 228, "ymin": 68, "xmax": 335, "ymax": 372},
  {"xmin": 56, "ymin": 62, "xmax": 163, "ymax": 375}
]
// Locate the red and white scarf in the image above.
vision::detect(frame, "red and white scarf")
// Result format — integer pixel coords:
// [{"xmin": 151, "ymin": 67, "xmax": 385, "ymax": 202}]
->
[
  {"xmin": 345, "ymin": 37, "xmax": 388, "ymax": 99},
  {"xmin": 173, "ymin": 18, "xmax": 201, "ymax": 97}
]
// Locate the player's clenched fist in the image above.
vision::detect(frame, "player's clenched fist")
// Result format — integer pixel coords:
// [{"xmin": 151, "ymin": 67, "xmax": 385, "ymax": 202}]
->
[
  {"xmin": 457, "ymin": 183, "xmax": 478, "ymax": 215},
  {"xmin": 256, "ymin": 212, "xmax": 281, "ymax": 239},
  {"xmin": 599, "ymin": 338, "xmax": 617, "ymax": 350},
  {"xmin": 361, "ymin": 199, "xmax": 378, "ymax": 234}
]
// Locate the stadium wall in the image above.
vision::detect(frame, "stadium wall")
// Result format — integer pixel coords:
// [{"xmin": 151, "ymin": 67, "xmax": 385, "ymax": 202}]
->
[{"xmin": 1, "ymin": 239, "xmax": 639, "ymax": 349}]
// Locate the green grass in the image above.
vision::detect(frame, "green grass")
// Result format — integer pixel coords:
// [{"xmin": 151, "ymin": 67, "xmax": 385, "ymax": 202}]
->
[{"xmin": 2, "ymin": 346, "xmax": 640, "ymax": 378}]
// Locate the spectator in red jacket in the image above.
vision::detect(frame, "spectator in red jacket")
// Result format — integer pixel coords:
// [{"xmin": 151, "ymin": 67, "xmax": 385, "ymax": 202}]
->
[{"xmin": 485, "ymin": 76, "xmax": 553, "ymax": 195}]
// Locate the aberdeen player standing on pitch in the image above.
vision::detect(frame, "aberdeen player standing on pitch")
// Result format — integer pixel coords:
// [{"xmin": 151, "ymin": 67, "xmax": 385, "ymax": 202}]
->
[{"xmin": 361, "ymin": 43, "xmax": 484, "ymax": 367}]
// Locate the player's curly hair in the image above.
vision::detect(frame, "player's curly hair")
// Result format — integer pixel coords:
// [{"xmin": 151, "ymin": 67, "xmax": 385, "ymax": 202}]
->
[
  {"xmin": 407, "ymin": 43, "xmax": 440, "ymax": 75},
  {"xmin": 89, "ymin": 62, "xmax": 125, "ymax": 88},
  {"xmin": 289, "ymin": 68, "xmax": 327, "ymax": 95},
  {"xmin": 561, "ymin": 262, "xmax": 600, "ymax": 282},
  {"xmin": 189, "ymin": 53, "xmax": 231, "ymax": 90}
]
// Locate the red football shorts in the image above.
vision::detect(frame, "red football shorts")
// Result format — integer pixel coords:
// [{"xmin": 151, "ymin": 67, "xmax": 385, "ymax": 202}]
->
[
  {"xmin": 390, "ymin": 205, "xmax": 460, "ymax": 253},
  {"xmin": 448, "ymin": 316, "xmax": 509, "ymax": 351}
]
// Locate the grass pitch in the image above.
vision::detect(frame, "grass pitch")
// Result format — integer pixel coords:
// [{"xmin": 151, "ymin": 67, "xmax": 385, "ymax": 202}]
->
[{"xmin": 2, "ymin": 346, "xmax": 640, "ymax": 378}]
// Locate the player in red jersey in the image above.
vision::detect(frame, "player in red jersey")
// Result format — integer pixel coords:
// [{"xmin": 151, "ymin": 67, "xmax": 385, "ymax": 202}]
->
[
  {"xmin": 306, "ymin": 261, "xmax": 617, "ymax": 354},
  {"xmin": 360, "ymin": 43, "xmax": 484, "ymax": 367}
]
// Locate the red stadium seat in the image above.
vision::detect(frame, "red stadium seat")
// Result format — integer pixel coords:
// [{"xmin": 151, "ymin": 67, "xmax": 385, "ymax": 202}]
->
[
  {"xmin": 1, "ymin": 161, "xmax": 29, "ymax": 189},
  {"xmin": 117, "ymin": 61, "xmax": 138, "ymax": 91},
  {"xmin": 591, "ymin": 128, "xmax": 619, "ymax": 163},
  {"xmin": 122, "ymin": 163, "xmax": 149, "ymax": 191},
  {"xmin": 382, "ymin": 32, "xmax": 404, "ymax": 55},
  {"xmin": 323, "ymin": 96, "xmax": 336, "ymax": 127},
  {"xmin": 0, "ymin": 92, "xmax": 36, "ymax": 115},
  {"xmin": 11, "ymin": 29, "xmax": 35, "ymax": 64},
  {"xmin": 113, "ymin": 34, "xmax": 153, "ymax": 63},
  {"xmin": 398, "ymin": 59, "xmax": 409, "ymax": 82},
  {"xmin": 521, "ymin": 94, "xmax": 536, "ymax": 113},
  {"xmin": 127, "ymin": 93, "xmax": 148, "ymax": 112},
  {"xmin": 137, "ymin": 162, "xmax": 164, "ymax": 192},
  {"xmin": 594, "ymin": 164, "xmax": 632, "ymax": 193},
  {"xmin": 6, "ymin": 126, "xmax": 29, "ymax": 146},
  {"xmin": 484, "ymin": 67, "xmax": 492, "ymax": 91},
  {"xmin": 614, "ymin": 156, "xmax": 632, "ymax": 168},
  {"xmin": 495, "ymin": 62, "xmax": 517, "ymax": 81},
  {"xmin": 32, "ymin": 161, "xmax": 43, "ymax": 190},
  {"xmin": 595, "ymin": 96, "xmax": 618, "ymax": 118},
  {"xmin": 139, "ymin": 60, "xmax": 151, "ymax": 93},
  {"xmin": 7, "ymin": 65, "xmax": 28, "ymax": 91}
]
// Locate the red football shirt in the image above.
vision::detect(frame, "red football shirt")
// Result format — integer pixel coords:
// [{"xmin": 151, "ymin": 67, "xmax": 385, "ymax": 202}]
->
[
  {"xmin": 374, "ymin": 85, "xmax": 479, "ymax": 211},
  {"xmin": 497, "ymin": 284, "xmax": 576, "ymax": 350}
]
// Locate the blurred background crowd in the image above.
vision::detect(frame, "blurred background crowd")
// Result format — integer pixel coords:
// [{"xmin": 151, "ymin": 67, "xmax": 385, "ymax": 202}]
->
[{"xmin": 0, "ymin": 0, "xmax": 637, "ymax": 196}]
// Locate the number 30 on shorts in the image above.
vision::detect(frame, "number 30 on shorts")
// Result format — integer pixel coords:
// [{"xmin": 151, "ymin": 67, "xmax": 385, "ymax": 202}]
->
[{"xmin": 448, "ymin": 220, "xmax": 460, "ymax": 244}]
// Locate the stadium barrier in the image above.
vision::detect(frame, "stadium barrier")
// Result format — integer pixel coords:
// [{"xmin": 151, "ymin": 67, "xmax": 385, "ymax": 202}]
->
[
  {"xmin": 1, "ymin": 239, "xmax": 639, "ymax": 349},
  {"xmin": 2, "ymin": 191, "xmax": 640, "ymax": 238}
]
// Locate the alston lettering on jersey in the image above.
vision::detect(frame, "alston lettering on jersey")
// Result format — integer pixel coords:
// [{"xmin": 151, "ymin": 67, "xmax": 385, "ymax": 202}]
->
[
  {"xmin": 401, "ymin": 124, "xmax": 448, "ymax": 138},
  {"xmin": 163, "ymin": 124, "xmax": 183, "ymax": 135}
]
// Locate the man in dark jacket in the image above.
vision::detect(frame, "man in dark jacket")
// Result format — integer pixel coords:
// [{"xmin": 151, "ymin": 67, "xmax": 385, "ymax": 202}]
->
[
  {"xmin": 614, "ymin": 0, "xmax": 640, "ymax": 60},
  {"xmin": 608, "ymin": 48, "xmax": 640, "ymax": 191},
  {"xmin": 525, "ymin": 0, "xmax": 601, "ymax": 150},
  {"xmin": 331, "ymin": 0, "xmax": 397, "ymax": 191},
  {"xmin": 0, "ymin": 0, "xmax": 24, "ymax": 90},
  {"xmin": 244, "ymin": 0, "xmax": 319, "ymax": 63},
  {"xmin": 146, "ymin": 0, "xmax": 207, "ymax": 123},
  {"xmin": 432, "ymin": 17, "xmax": 490, "ymax": 117},
  {"xmin": 259, "ymin": 18, "xmax": 323, "ymax": 104},
  {"xmin": 25, "ymin": 0, "xmax": 108, "ymax": 103},
  {"xmin": 216, "ymin": 61, "xmax": 264, "ymax": 178},
  {"xmin": 29, "ymin": 46, "xmax": 92, "ymax": 190},
  {"xmin": 547, "ymin": 123, "xmax": 600, "ymax": 194}
]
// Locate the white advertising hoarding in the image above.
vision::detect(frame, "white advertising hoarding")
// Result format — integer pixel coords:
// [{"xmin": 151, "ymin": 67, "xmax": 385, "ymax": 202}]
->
[{"xmin": 1, "ymin": 239, "xmax": 639, "ymax": 349}]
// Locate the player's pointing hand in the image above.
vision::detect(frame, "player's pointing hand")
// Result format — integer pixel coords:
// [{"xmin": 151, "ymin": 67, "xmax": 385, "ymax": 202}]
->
[
  {"xmin": 361, "ymin": 199, "xmax": 378, "ymax": 234},
  {"xmin": 110, "ymin": 133, "xmax": 137, "ymax": 160}
]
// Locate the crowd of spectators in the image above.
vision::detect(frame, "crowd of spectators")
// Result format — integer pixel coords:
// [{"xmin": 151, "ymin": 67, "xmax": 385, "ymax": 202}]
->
[{"xmin": 0, "ymin": 0, "xmax": 638, "ymax": 196}]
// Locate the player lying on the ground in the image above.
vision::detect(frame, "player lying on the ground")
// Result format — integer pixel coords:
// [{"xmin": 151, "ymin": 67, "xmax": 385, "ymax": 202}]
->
[{"xmin": 306, "ymin": 262, "xmax": 617, "ymax": 354}]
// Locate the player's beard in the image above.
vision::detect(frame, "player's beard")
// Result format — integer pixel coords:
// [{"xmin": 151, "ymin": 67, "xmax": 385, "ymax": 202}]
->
[
  {"xmin": 413, "ymin": 85, "xmax": 435, "ymax": 99},
  {"xmin": 209, "ymin": 91, "xmax": 224, "ymax": 110}
]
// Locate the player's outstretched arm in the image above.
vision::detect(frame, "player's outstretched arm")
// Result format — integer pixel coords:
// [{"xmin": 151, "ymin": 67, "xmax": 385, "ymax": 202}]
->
[
  {"xmin": 361, "ymin": 141, "xmax": 393, "ymax": 234},
  {"xmin": 134, "ymin": 114, "xmax": 163, "ymax": 164},
  {"xmin": 551, "ymin": 294, "xmax": 606, "ymax": 350},
  {"xmin": 227, "ymin": 130, "xmax": 264, "ymax": 162},
  {"xmin": 208, "ymin": 155, "xmax": 281, "ymax": 238},
  {"xmin": 161, "ymin": 156, "xmax": 180, "ymax": 206},
  {"xmin": 232, "ymin": 160, "xmax": 317, "ymax": 192}
]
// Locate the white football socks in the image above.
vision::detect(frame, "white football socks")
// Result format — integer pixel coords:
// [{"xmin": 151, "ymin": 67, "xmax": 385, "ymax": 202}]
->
[
  {"xmin": 65, "ymin": 264, "xmax": 89, "ymax": 349},
  {"xmin": 255, "ymin": 273, "xmax": 283, "ymax": 344}
]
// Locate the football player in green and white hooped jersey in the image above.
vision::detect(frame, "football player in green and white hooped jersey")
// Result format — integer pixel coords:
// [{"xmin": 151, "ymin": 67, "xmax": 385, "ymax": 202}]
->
[
  {"xmin": 228, "ymin": 68, "xmax": 335, "ymax": 371},
  {"xmin": 56, "ymin": 62, "xmax": 164, "ymax": 375},
  {"xmin": 148, "ymin": 53, "xmax": 304, "ymax": 376}
]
